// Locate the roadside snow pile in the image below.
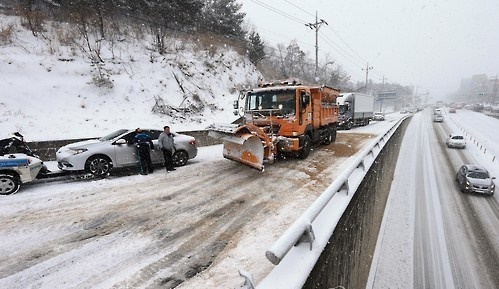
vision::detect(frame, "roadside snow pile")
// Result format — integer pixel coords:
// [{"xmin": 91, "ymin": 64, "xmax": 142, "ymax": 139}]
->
[{"xmin": 0, "ymin": 15, "xmax": 261, "ymax": 141}]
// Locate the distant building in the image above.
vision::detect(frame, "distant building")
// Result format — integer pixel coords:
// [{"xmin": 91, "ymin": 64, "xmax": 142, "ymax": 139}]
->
[
  {"xmin": 458, "ymin": 74, "xmax": 497, "ymax": 104},
  {"xmin": 488, "ymin": 76, "xmax": 499, "ymax": 104}
]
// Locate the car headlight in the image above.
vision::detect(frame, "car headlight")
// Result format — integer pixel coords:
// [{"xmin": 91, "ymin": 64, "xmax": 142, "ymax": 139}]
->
[{"xmin": 70, "ymin": 148, "xmax": 88, "ymax": 155}]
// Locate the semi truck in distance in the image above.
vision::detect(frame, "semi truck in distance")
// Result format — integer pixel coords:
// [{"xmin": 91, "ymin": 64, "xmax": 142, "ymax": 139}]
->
[
  {"xmin": 337, "ymin": 93, "xmax": 375, "ymax": 129},
  {"xmin": 209, "ymin": 81, "xmax": 339, "ymax": 171}
]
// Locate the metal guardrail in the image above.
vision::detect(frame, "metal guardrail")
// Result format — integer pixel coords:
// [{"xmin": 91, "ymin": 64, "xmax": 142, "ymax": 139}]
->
[{"xmin": 239, "ymin": 115, "xmax": 410, "ymax": 289}]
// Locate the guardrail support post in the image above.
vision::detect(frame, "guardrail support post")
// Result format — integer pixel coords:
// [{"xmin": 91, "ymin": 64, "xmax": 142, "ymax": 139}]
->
[
  {"xmin": 297, "ymin": 223, "xmax": 315, "ymax": 250},
  {"xmin": 340, "ymin": 179, "xmax": 349, "ymax": 195},
  {"xmin": 237, "ymin": 270, "xmax": 255, "ymax": 289}
]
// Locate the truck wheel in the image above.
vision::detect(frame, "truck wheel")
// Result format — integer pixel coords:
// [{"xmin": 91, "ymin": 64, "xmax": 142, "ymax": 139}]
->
[
  {"xmin": 298, "ymin": 136, "xmax": 311, "ymax": 159},
  {"xmin": 322, "ymin": 127, "xmax": 333, "ymax": 145},
  {"xmin": 331, "ymin": 126, "xmax": 337, "ymax": 143},
  {"xmin": 85, "ymin": 155, "xmax": 112, "ymax": 177},
  {"xmin": 0, "ymin": 173, "xmax": 20, "ymax": 195},
  {"xmin": 346, "ymin": 121, "xmax": 353, "ymax": 130}
]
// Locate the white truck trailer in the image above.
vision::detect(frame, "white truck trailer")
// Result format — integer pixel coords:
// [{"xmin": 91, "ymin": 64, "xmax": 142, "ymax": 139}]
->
[{"xmin": 337, "ymin": 92, "xmax": 375, "ymax": 129}]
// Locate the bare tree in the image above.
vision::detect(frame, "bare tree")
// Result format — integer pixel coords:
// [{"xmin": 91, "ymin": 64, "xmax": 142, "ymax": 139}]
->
[{"xmin": 16, "ymin": 0, "xmax": 45, "ymax": 36}]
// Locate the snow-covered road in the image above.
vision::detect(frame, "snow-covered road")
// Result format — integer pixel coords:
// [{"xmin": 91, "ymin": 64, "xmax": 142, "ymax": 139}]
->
[
  {"xmin": 0, "ymin": 128, "xmax": 380, "ymax": 289},
  {"xmin": 369, "ymin": 108, "xmax": 499, "ymax": 289},
  {"xmin": 2, "ymin": 109, "xmax": 498, "ymax": 289}
]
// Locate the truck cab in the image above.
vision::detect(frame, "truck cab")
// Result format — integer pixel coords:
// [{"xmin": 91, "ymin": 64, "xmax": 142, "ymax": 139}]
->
[
  {"xmin": 209, "ymin": 82, "xmax": 339, "ymax": 171},
  {"xmin": 337, "ymin": 93, "xmax": 375, "ymax": 129}
]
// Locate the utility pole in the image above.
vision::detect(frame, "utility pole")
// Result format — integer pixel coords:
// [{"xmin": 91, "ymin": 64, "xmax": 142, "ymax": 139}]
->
[
  {"xmin": 379, "ymin": 75, "xmax": 387, "ymax": 112},
  {"xmin": 362, "ymin": 63, "xmax": 373, "ymax": 88},
  {"xmin": 306, "ymin": 11, "xmax": 327, "ymax": 80}
]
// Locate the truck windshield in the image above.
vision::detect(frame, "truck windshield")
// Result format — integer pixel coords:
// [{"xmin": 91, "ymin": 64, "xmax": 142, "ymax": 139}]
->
[
  {"xmin": 246, "ymin": 90, "xmax": 295, "ymax": 115},
  {"xmin": 339, "ymin": 104, "xmax": 348, "ymax": 114}
]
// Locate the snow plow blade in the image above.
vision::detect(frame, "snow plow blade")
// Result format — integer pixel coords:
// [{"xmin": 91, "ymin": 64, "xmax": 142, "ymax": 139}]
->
[
  {"xmin": 207, "ymin": 123, "xmax": 265, "ymax": 171},
  {"xmin": 223, "ymin": 133, "xmax": 264, "ymax": 171}
]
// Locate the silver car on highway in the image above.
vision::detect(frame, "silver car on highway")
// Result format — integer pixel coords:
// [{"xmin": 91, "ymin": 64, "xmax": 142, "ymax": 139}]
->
[
  {"xmin": 56, "ymin": 129, "xmax": 197, "ymax": 176},
  {"xmin": 456, "ymin": 164, "xmax": 495, "ymax": 196}
]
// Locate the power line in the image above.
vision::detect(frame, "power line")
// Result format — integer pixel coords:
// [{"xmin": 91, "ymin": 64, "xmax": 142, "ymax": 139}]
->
[
  {"xmin": 244, "ymin": 0, "xmax": 388, "ymax": 84},
  {"xmin": 319, "ymin": 31, "xmax": 365, "ymax": 68},
  {"xmin": 325, "ymin": 26, "xmax": 368, "ymax": 64},
  {"xmin": 317, "ymin": 49, "xmax": 365, "ymax": 82},
  {"xmin": 248, "ymin": 0, "xmax": 307, "ymax": 24},
  {"xmin": 283, "ymin": 0, "xmax": 315, "ymax": 18},
  {"xmin": 281, "ymin": 0, "xmax": 368, "ymax": 65},
  {"xmin": 248, "ymin": 23, "xmax": 315, "ymax": 50}
]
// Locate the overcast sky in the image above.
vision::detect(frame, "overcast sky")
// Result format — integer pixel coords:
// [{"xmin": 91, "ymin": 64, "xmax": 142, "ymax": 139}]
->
[{"xmin": 238, "ymin": 0, "xmax": 499, "ymax": 99}]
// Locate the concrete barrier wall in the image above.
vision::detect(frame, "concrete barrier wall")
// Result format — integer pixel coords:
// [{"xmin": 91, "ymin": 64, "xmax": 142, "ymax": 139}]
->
[
  {"xmin": 27, "ymin": 130, "xmax": 222, "ymax": 162},
  {"xmin": 301, "ymin": 119, "xmax": 409, "ymax": 289}
]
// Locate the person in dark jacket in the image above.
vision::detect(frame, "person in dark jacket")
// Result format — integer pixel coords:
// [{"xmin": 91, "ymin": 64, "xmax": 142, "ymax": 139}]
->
[
  {"xmin": 133, "ymin": 128, "xmax": 154, "ymax": 175},
  {"xmin": 158, "ymin": 125, "xmax": 176, "ymax": 171}
]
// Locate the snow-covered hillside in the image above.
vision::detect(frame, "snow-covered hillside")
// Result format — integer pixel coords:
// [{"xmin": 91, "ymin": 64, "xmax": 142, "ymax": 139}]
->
[{"xmin": 0, "ymin": 15, "xmax": 261, "ymax": 141}]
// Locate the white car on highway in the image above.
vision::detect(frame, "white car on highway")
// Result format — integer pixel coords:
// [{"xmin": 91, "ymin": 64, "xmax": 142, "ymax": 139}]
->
[
  {"xmin": 446, "ymin": 133, "xmax": 466, "ymax": 149},
  {"xmin": 56, "ymin": 129, "xmax": 197, "ymax": 177},
  {"xmin": 433, "ymin": 114, "xmax": 444, "ymax": 122}
]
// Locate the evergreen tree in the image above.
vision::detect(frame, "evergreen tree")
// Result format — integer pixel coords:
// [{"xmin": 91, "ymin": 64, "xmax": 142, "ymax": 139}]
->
[
  {"xmin": 247, "ymin": 31, "xmax": 265, "ymax": 66},
  {"xmin": 201, "ymin": 0, "xmax": 245, "ymax": 39}
]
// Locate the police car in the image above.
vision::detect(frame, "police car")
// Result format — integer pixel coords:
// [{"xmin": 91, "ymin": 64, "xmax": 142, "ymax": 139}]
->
[{"xmin": 0, "ymin": 154, "xmax": 43, "ymax": 195}]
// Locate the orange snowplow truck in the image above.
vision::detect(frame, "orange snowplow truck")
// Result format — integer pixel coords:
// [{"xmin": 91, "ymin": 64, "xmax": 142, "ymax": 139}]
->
[{"xmin": 209, "ymin": 82, "xmax": 339, "ymax": 171}]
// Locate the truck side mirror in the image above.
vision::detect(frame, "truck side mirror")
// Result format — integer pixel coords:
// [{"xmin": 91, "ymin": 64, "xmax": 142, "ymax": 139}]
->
[{"xmin": 300, "ymin": 92, "xmax": 310, "ymax": 111}]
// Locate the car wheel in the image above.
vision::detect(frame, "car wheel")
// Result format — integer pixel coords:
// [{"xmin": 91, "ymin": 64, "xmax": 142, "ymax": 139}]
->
[
  {"xmin": 458, "ymin": 180, "xmax": 467, "ymax": 193},
  {"xmin": 173, "ymin": 150, "xmax": 189, "ymax": 167},
  {"xmin": 0, "ymin": 173, "xmax": 20, "ymax": 195},
  {"xmin": 298, "ymin": 136, "xmax": 311, "ymax": 159},
  {"xmin": 456, "ymin": 174, "xmax": 463, "ymax": 192},
  {"xmin": 85, "ymin": 155, "xmax": 112, "ymax": 177}
]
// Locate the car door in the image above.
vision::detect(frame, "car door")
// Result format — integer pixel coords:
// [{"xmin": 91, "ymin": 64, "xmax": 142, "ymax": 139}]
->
[
  {"xmin": 145, "ymin": 130, "xmax": 163, "ymax": 164},
  {"xmin": 114, "ymin": 131, "xmax": 139, "ymax": 167}
]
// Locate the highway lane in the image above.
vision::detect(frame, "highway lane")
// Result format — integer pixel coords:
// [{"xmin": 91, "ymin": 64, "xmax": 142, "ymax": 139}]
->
[{"xmin": 370, "ymin": 108, "xmax": 499, "ymax": 289}]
